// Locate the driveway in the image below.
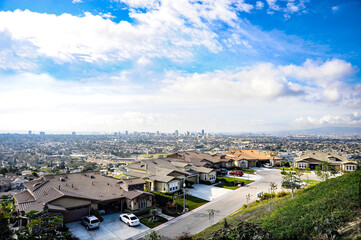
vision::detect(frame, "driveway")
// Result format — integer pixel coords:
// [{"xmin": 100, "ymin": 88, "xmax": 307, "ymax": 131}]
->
[
  {"xmin": 188, "ymin": 184, "xmax": 233, "ymax": 201},
  {"xmin": 67, "ymin": 213, "xmax": 149, "ymax": 240}
]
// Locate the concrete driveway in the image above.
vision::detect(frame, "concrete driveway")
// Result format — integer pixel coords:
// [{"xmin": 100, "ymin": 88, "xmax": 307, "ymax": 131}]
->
[
  {"xmin": 188, "ymin": 184, "xmax": 233, "ymax": 201},
  {"xmin": 67, "ymin": 213, "xmax": 149, "ymax": 240}
]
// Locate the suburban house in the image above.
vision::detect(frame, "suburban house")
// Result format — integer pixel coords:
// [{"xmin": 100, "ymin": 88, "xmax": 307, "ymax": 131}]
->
[
  {"xmin": 225, "ymin": 149, "xmax": 282, "ymax": 168},
  {"xmin": 167, "ymin": 151, "xmax": 234, "ymax": 169},
  {"xmin": 294, "ymin": 152, "xmax": 358, "ymax": 172},
  {"xmin": 126, "ymin": 158, "xmax": 217, "ymax": 193},
  {"xmin": 13, "ymin": 172, "xmax": 153, "ymax": 223}
]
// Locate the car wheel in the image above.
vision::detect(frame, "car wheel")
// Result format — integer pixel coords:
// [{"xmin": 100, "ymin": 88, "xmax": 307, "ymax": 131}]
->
[{"xmin": 127, "ymin": 222, "xmax": 130, "ymax": 226}]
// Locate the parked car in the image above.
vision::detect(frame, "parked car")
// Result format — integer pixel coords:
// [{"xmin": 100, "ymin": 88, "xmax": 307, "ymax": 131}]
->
[
  {"xmin": 81, "ymin": 216, "xmax": 100, "ymax": 230},
  {"xmin": 119, "ymin": 213, "xmax": 140, "ymax": 226},
  {"xmin": 216, "ymin": 168, "xmax": 228, "ymax": 176},
  {"xmin": 229, "ymin": 170, "xmax": 244, "ymax": 176},
  {"xmin": 263, "ymin": 163, "xmax": 273, "ymax": 168},
  {"xmin": 281, "ymin": 179, "xmax": 307, "ymax": 189}
]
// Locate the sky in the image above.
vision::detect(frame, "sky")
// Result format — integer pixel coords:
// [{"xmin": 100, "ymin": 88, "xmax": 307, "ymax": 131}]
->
[{"xmin": 0, "ymin": 0, "xmax": 360, "ymax": 134}]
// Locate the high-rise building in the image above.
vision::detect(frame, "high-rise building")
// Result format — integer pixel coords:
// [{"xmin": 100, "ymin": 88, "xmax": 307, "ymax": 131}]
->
[
  {"xmin": 202, "ymin": 129, "xmax": 205, "ymax": 136},
  {"xmin": 125, "ymin": 131, "xmax": 129, "ymax": 136},
  {"xmin": 175, "ymin": 130, "xmax": 179, "ymax": 136},
  {"xmin": 72, "ymin": 132, "xmax": 76, "ymax": 136},
  {"xmin": 156, "ymin": 131, "xmax": 160, "ymax": 136},
  {"xmin": 39, "ymin": 132, "xmax": 45, "ymax": 136},
  {"xmin": 28, "ymin": 130, "xmax": 32, "ymax": 135}
]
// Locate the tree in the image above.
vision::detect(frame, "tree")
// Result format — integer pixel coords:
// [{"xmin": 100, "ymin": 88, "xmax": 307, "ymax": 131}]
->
[
  {"xmin": 269, "ymin": 182, "xmax": 277, "ymax": 211},
  {"xmin": 282, "ymin": 171, "xmax": 299, "ymax": 198},
  {"xmin": 315, "ymin": 161, "xmax": 337, "ymax": 181}
]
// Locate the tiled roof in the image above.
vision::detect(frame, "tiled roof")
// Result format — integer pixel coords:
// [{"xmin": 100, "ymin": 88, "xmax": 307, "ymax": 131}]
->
[
  {"xmin": 295, "ymin": 152, "xmax": 348, "ymax": 163},
  {"xmin": 15, "ymin": 172, "xmax": 147, "ymax": 214},
  {"xmin": 225, "ymin": 149, "xmax": 282, "ymax": 161}
]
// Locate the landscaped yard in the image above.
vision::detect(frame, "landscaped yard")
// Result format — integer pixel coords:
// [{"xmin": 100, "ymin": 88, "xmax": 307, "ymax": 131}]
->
[
  {"xmin": 140, "ymin": 216, "xmax": 168, "ymax": 228},
  {"xmin": 241, "ymin": 168, "xmax": 256, "ymax": 175},
  {"xmin": 151, "ymin": 191, "xmax": 208, "ymax": 217},
  {"xmin": 301, "ymin": 179, "xmax": 320, "ymax": 185},
  {"xmin": 215, "ymin": 177, "xmax": 254, "ymax": 190}
]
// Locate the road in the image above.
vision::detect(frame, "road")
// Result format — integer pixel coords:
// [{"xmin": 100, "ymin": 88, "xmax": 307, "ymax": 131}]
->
[{"xmin": 151, "ymin": 168, "xmax": 284, "ymax": 239}]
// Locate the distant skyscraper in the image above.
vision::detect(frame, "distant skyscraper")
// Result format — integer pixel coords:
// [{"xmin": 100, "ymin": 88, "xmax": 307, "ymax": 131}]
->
[
  {"xmin": 175, "ymin": 130, "xmax": 179, "ymax": 136},
  {"xmin": 186, "ymin": 131, "xmax": 190, "ymax": 136},
  {"xmin": 156, "ymin": 131, "xmax": 160, "ymax": 136},
  {"xmin": 39, "ymin": 131, "xmax": 45, "ymax": 136},
  {"xmin": 28, "ymin": 130, "xmax": 32, "ymax": 135},
  {"xmin": 125, "ymin": 130, "xmax": 129, "ymax": 136},
  {"xmin": 202, "ymin": 129, "xmax": 205, "ymax": 136},
  {"xmin": 72, "ymin": 132, "xmax": 76, "ymax": 136}
]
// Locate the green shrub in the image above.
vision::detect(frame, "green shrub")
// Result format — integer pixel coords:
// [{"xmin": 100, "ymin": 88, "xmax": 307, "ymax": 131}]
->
[
  {"xmin": 124, "ymin": 206, "xmax": 156, "ymax": 216},
  {"xmin": 200, "ymin": 180, "xmax": 212, "ymax": 185},
  {"xmin": 275, "ymin": 191, "xmax": 289, "ymax": 198}
]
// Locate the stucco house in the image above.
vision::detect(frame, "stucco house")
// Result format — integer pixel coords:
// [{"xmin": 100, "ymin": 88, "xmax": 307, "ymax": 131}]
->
[
  {"xmin": 13, "ymin": 172, "xmax": 153, "ymax": 223},
  {"xmin": 126, "ymin": 158, "xmax": 217, "ymax": 193},
  {"xmin": 294, "ymin": 152, "xmax": 358, "ymax": 172},
  {"xmin": 225, "ymin": 149, "xmax": 282, "ymax": 168},
  {"xmin": 167, "ymin": 151, "xmax": 233, "ymax": 169}
]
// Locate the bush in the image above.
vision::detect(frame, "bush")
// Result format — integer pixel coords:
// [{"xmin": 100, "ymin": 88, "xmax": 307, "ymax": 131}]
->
[
  {"xmin": 281, "ymin": 171, "xmax": 287, "ymax": 175},
  {"xmin": 275, "ymin": 191, "xmax": 289, "ymax": 198},
  {"xmin": 176, "ymin": 232, "xmax": 193, "ymax": 240},
  {"xmin": 200, "ymin": 180, "xmax": 212, "ymax": 185},
  {"xmin": 124, "ymin": 206, "xmax": 156, "ymax": 216},
  {"xmin": 91, "ymin": 209, "xmax": 104, "ymax": 222}
]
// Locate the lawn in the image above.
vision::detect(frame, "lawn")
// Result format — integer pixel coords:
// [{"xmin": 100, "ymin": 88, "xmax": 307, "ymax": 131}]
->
[
  {"xmin": 241, "ymin": 168, "xmax": 256, "ymax": 175},
  {"xmin": 215, "ymin": 177, "xmax": 254, "ymax": 190},
  {"xmin": 301, "ymin": 179, "xmax": 320, "ymax": 185},
  {"xmin": 151, "ymin": 191, "xmax": 208, "ymax": 217},
  {"xmin": 140, "ymin": 216, "xmax": 168, "ymax": 228}
]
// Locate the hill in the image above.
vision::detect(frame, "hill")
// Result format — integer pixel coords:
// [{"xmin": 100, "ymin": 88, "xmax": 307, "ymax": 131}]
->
[{"xmin": 195, "ymin": 170, "xmax": 361, "ymax": 240}]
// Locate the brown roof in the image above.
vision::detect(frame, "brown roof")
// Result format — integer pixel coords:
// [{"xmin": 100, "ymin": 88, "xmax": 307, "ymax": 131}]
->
[
  {"xmin": 15, "ymin": 172, "xmax": 148, "ymax": 214},
  {"xmin": 225, "ymin": 149, "xmax": 282, "ymax": 161},
  {"xmin": 122, "ymin": 190, "xmax": 153, "ymax": 200}
]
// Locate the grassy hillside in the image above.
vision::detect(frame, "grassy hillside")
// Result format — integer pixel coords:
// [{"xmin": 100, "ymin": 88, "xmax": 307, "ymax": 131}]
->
[{"xmin": 195, "ymin": 170, "xmax": 361, "ymax": 240}]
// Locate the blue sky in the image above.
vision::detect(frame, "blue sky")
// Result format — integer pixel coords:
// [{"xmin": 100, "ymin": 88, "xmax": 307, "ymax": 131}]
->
[{"xmin": 0, "ymin": 0, "xmax": 360, "ymax": 133}]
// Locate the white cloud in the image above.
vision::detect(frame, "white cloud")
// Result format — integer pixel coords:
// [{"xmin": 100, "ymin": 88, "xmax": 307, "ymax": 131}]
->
[
  {"xmin": 0, "ymin": 8, "xmax": 222, "ymax": 64},
  {"xmin": 280, "ymin": 59, "xmax": 358, "ymax": 105},
  {"xmin": 332, "ymin": 6, "xmax": 339, "ymax": 12},
  {"xmin": 72, "ymin": 0, "xmax": 83, "ymax": 3},
  {"xmin": 234, "ymin": 0, "xmax": 254, "ymax": 13},
  {"xmin": 293, "ymin": 112, "xmax": 361, "ymax": 126},
  {"xmin": 256, "ymin": 1, "xmax": 265, "ymax": 9},
  {"xmin": 161, "ymin": 63, "xmax": 302, "ymax": 102}
]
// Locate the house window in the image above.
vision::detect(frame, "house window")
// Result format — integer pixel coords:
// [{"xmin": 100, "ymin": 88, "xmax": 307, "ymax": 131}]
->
[
  {"xmin": 129, "ymin": 200, "xmax": 132, "ymax": 209},
  {"xmin": 204, "ymin": 175, "xmax": 207, "ymax": 181},
  {"xmin": 169, "ymin": 182, "xmax": 178, "ymax": 192},
  {"xmin": 163, "ymin": 183, "xmax": 166, "ymax": 192},
  {"xmin": 209, "ymin": 174, "xmax": 216, "ymax": 181}
]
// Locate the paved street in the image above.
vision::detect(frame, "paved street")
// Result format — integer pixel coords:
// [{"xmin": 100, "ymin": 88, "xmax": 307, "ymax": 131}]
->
[{"xmin": 150, "ymin": 168, "xmax": 283, "ymax": 239}]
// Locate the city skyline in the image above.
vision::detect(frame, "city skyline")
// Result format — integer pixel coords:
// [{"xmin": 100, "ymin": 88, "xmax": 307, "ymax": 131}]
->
[{"xmin": 0, "ymin": 0, "xmax": 361, "ymax": 133}]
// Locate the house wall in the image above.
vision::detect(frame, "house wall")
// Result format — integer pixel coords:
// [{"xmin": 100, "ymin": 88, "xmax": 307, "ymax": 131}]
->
[{"xmin": 51, "ymin": 197, "xmax": 92, "ymax": 209}]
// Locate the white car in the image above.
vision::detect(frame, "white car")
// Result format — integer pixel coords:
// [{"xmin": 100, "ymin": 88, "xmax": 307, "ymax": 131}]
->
[
  {"xmin": 119, "ymin": 213, "xmax": 140, "ymax": 226},
  {"xmin": 81, "ymin": 216, "xmax": 100, "ymax": 230}
]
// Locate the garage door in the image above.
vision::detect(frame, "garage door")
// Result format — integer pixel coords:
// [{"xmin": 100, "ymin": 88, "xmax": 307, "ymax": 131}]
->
[{"xmin": 63, "ymin": 205, "xmax": 90, "ymax": 223}]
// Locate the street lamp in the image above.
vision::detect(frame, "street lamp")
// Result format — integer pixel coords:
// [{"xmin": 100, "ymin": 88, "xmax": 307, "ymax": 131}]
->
[{"xmin": 183, "ymin": 182, "xmax": 186, "ymax": 213}]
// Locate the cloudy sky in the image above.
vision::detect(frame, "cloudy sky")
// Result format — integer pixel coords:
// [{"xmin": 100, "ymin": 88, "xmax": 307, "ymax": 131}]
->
[{"xmin": 0, "ymin": 0, "xmax": 360, "ymax": 134}]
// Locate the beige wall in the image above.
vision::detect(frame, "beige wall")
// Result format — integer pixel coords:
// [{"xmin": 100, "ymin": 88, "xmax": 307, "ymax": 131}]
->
[{"xmin": 51, "ymin": 197, "xmax": 91, "ymax": 209}]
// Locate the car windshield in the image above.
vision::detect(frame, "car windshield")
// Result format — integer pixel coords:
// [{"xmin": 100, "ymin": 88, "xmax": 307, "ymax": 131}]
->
[{"xmin": 130, "ymin": 217, "xmax": 138, "ymax": 220}]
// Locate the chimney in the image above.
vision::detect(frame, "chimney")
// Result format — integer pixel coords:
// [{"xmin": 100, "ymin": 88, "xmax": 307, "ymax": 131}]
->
[{"xmin": 58, "ymin": 185, "xmax": 60, "ymax": 190}]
